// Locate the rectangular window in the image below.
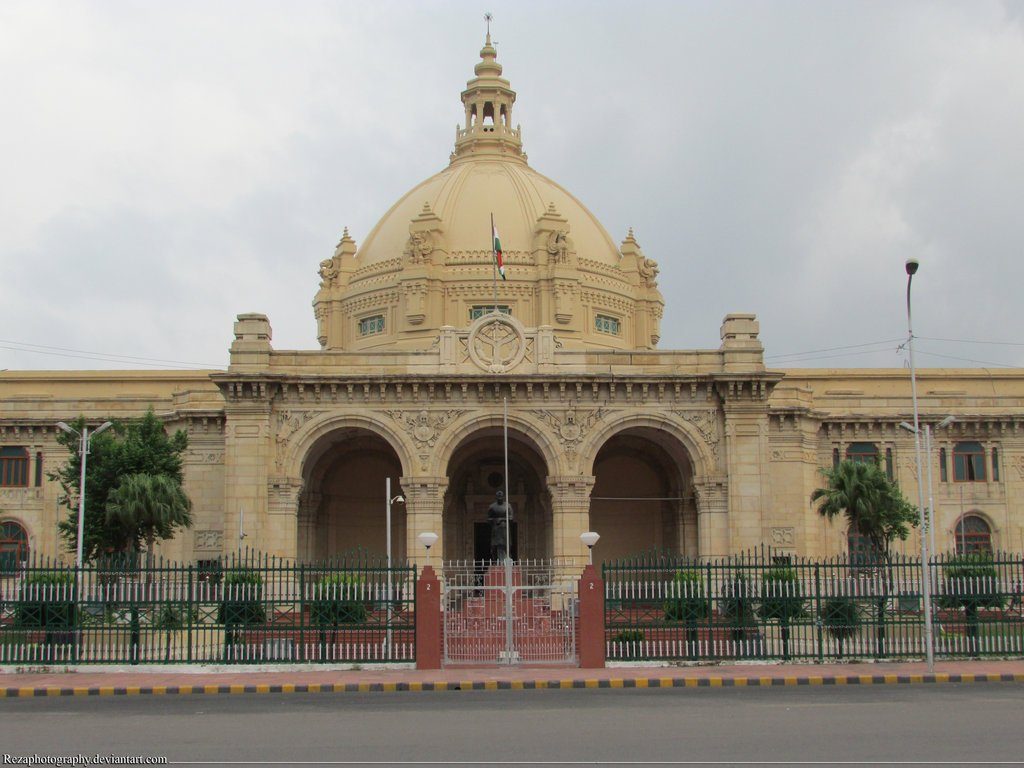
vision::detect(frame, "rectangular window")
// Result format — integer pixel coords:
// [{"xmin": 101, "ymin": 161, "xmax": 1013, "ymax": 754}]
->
[
  {"xmin": 469, "ymin": 305, "xmax": 510, "ymax": 321},
  {"xmin": 992, "ymin": 447, "xmax": 1000, "ymax": 482},
  {"xmin": 939, "ymin": 447, "xmax": 947, "ymax": 482},
  {"xmin": 953, "ymin": 442, "xmax": 986, "ymax": 482},
  {"xmin": 358, "ymin": 314, "xmax": 385, "ymax": 336},
  {"xmin": 885, "ymin": 448, "xmax": 893, "ymax": 480},
  {"xmin": 832, "ymin": 448, "xmax": 840, "ymax": 469},
  {"xmin": 0, "ymin": 447, "xmax": 29, "ymax": 487},
  {"xmin": 595, "ymin": 314, "xmax": 621, "ymax": 335},
  {"xmin": 34, "ymin": 452, "xmax": 43, "ymax": 487}
]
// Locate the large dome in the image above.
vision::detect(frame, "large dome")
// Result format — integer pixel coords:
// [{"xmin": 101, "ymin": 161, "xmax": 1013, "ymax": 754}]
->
[
  {"xmin": 357, "ymin": 158, "xmax": 622, "ymax": 271},
  {"xmin": 312, "ymin": 33, "xmax": 663, "ymax": 353}
]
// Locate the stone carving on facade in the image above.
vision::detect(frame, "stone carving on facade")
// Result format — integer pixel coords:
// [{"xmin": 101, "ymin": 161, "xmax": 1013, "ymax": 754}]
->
[
  {"xmin": 404, "ymin": 231, "xmax": 434, "ymax": 264},
  {"xmin": 545, "ymin": 230, "xmax": 571, "ymax": 264},
  {"xmin": 672, "ymin": 409, "xmax": 721, "ymax": 461},
  {"xmin": 468, "ymin": 315, "xmax": 527, "ymax": 372},
  {"xmin": 532, "ymin": 403, "xmax": 606, "ymax": 470},
  {"xmin": 1013, "ymin": 455, "xmax": 1024, "ymax": 480},
  {"xmin": 770, "ymin": 527, "xmax": 795, "ymax": 547},
  {"xmin": 185, "ymin": 450, "xmax": 224, "ymax": 465},
  {"xmin": 318, "ymin": 256, "xmax": 340, "ymax": 288},
  {"xmin": 387, "ymin": 409, "xmax": 463, "ymax": 450},
  {"xmin": 638, "ymin": 257, "xmax": 660, "ymax": 287},
  {"xmin": 194, "ymin": 529, "xmax": 224, "ymax": 551},
  {"xmin": 274, "ymin": 410, "xmax": 316, "ymax": 471}
]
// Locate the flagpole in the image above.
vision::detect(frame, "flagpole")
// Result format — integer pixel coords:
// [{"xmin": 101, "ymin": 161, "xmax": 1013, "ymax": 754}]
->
[
  {"xmin": 504, "ymin": 396, "xmax": 510, "ymax": 562},
  {"xmin": 491, "ymin": 212, "xmax": 498, "ymax": 315}
]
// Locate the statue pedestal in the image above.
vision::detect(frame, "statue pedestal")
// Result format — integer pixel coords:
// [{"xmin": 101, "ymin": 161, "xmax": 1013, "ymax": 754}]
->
[{"xmin": 483, "ymin": 562, "xmax": 521, "ymax": 616}]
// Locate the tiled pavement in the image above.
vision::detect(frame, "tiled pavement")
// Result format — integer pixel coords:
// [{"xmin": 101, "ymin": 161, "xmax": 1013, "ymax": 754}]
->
[{"xmin": 2, "ymin": 659, "xmax": 1022, "ymax": 697}]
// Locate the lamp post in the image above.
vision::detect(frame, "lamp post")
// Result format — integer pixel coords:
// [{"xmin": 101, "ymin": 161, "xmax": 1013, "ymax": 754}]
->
[
  {"xmin": 418, "ymin": 531, "xmax": 438, "ymax": 568},
  {"xmin": 580, "ymin": 531, "xmax": 600, "ymax": 565},
  {"xmin": 900, "ymin": 415, "xmax": 955, "ymax": 561},
  {"xmin": 903, "ymin": 257, "xmax": 934, "ymax": 671},
  {"xmin": 384, "ymin": 478, "xmax": 405, "ymax": 659},
  {"xmin": 56, "ymin": 420, "xmax": 113, "ymax": 569}
]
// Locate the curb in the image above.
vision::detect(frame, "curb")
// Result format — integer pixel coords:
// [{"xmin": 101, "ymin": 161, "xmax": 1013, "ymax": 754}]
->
[{"xmin": 3, "ymin": 672, "xmax": 1022, "ymax": 698}]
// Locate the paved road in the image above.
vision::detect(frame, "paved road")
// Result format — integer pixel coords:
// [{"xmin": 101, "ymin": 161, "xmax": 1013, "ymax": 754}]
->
[{"xmin": 2, "ymin": 685, "xmax": 1022, "ymax": 766}]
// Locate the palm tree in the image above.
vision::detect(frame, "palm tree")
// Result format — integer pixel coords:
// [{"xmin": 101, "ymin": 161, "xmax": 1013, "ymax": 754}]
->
[
  {"xmin": 811, "ymin": 460, "xmax": 918, "ymax": 657},
  {"xmin": 106, "ymin": 472, "xmax": 193, "ymax": 571}
]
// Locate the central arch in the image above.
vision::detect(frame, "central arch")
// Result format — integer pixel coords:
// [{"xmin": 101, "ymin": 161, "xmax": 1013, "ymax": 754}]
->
[{"xmin": 442, "ymin": 427, "xmax": 551, "ymax": 561}]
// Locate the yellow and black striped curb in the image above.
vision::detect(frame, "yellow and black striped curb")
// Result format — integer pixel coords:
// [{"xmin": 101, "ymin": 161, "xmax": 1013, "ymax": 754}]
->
[{"xmin": 1, "ymin": 672, "xmax": 1022, "ymax": 698}]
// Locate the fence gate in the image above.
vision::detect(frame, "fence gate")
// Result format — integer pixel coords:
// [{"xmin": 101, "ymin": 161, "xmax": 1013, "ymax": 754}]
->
[{"xmin": 442, "ymin": 559, "xmax": 578, "ymax": 666}]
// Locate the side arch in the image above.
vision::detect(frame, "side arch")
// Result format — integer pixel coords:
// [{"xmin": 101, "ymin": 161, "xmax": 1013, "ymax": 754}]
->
[
  {"xmin": 282, "ymin": 412, "xmax": 416, "ymax": 482},
  {"xmin": 578, "ymin": 412, "xmax": 717, "ymax": 479}
]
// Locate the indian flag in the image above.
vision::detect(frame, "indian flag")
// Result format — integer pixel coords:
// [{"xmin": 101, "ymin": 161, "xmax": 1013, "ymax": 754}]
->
[{"xmin": 492, "ymin": 222, "xmax": 506, "ymax": 280}]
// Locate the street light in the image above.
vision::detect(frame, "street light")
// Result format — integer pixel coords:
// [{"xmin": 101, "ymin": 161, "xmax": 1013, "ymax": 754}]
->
[
  {"xmin": 384, "ymin": 478, "xmax": 405, "ymax": 659},
  {"xmin": 56, "ymin": 420, "xmax": 113, "ymax": 569},
  {"xmin": 900, "ymin": 415, "xmax": 955, "ymax": 559},
  {"xmin": 903, "ymin": 257, "xmax": 934, "ymax": 671},
  {"xmin": 418, "ymin": 531, "xmax": 438, "ymax": 567},
  {"xmin": 579, "ymin": 531, "xmax": 600, "ymax": 565}
]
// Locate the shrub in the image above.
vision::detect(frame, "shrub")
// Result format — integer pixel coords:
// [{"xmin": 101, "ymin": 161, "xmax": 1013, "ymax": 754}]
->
[
  {"xmin": 821, "ymin": 596, "xmax": 861, "ymax": 657},
  {"xmin": 612, "ymin": 629, "xmax": 645, "ymax": 643},
  {"xmin": 217, "ymin": 570, "xmax": 266, "ymax": 627},
  {"xmin": 15, "ymin": 570, "xmax": 76, "ymax": 645},
  {"xmin": 309, "ymin": 573, "xmax": 370, "ymax": 626},
  {"xmin": 938, "ymin": 556, "xmax": 1005, "ymax": 613},
  {"xmin": 663, "ymin": 569, "xmax": 709, "ymax": 623},
  {"xmin": 758, "ymin": 567, "xmax": 808, "ymax": 622}
]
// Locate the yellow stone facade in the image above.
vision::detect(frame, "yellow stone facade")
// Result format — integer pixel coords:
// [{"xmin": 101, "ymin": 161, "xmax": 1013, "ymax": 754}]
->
[{"xmin": 2, "ymin": 37, "xmax": 1022, "ymax": 566}]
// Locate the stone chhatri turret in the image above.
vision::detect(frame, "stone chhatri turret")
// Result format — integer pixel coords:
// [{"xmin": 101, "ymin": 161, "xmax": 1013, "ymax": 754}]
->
[{"xmin": 451, "ymin": 25, "xmax": 525, "ymax": 163}]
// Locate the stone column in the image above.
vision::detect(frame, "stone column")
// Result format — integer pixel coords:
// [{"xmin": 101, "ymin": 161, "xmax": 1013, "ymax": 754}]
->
[
  {"xmin": 297, "ymin": 490, "xmax": 321, "ymax": 562},
  {"xmin": 547, "ymin": 475, "xmax": 595, "ymax": 562},
  {"xmin": 266, "ymin": 477, "xmax": 302, "ymax": 560},
  {"xmin": 223, "ymin": 400, "xmax": 272, "ymax": 557},
  {"xmin": 401, "ymin": 476, "xmax": 448, "ymax": 566},
  {"xmin": 694, "ymin": 475, "xmax": 729, "ymax": 557}
]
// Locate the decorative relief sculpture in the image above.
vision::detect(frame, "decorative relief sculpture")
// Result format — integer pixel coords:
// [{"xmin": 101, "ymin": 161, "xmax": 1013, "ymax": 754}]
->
[
  {"xmin": 194, "ymin": 529, "xmax": 223, "ymax": 551},
  {"xmin": 274, "ymin": 410, "xmax": 316, "ymax": 471},
  {"xmin": 672, "ymin": 409, "xmax": 722, "ymax": 461},
  {"xmin": 404, "ymin": 231, "xmax": 434, "ymax": 264},
  {"xmin": 770, "ymin": 527, "xmax": 795, "ymax": 547},
  {"xmin": 638, "ymin": 257, "xmax": 660, "ymax": 286},
  {"xmin": 318, "ymin": 256, "xmax": 340, "ymax": 288},
  {"xmin": 387, "ymin": 409, "xmax": 464, "ymax": 450},
  {"xmin": 545, "ymin": 230, "xmax": 570, "ymax": 264},
  {"xmin": 468, "ymin": 314, "xmax": 527, "ymax": 373},
  {"xmin": 532, "ymin": 403, "xmax": 606, "ymax": 470}
]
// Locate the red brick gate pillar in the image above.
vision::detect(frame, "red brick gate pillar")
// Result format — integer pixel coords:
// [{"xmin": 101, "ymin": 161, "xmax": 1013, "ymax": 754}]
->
[
  {"xmin": 416, "ymin": 565, "xmax": 442, "ymax": 670},
  {"xmin": 578, "ymin": 564, "xmax": 605, "ymax": 669}
]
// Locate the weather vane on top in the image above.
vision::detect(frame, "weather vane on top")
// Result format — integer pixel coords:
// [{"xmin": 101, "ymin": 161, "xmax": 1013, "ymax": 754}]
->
[{"xmin": 485, "ymin": 12, "xmax": 493, "ymax": 36}]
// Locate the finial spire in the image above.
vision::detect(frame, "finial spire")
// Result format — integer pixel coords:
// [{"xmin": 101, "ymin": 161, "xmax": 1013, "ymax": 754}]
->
[{"xmin": 484, "ymin": 12, "xmax": 493, "ymax": 45}]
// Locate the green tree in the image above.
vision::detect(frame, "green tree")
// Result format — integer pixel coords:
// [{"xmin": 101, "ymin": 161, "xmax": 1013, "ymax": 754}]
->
[
  {"xmin": 106, "ymin": 473, "xmax": 193, "ymax": 569},
  {"xmin": 811, "ymin": 460, "xmax": 917, "ymax": 558},
  {"xmin": 811, "ymin": 460, "xmax": 918, "ymax": 656},
  {"xmin": 52, "ymin": 411, "xmax": 188, "ymax": 562}
]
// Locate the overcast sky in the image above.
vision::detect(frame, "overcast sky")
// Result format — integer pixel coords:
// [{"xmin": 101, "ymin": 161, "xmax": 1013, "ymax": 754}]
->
[{"xmin": 2, "ymin": 0, "xmax": 1023, "ymax": 372}]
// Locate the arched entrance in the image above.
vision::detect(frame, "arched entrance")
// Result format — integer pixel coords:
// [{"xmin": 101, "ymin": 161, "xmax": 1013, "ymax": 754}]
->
[
  {"xmin": 590, "ymin": 428, "xmax": 696, "ymax": 564},
  {"xmin": 442, "ymin": 428, "xmax": 551, "ymax": 561},
  {"xmin": 298, "ymin": 428, "xmax": 405, "ymax": 562}
]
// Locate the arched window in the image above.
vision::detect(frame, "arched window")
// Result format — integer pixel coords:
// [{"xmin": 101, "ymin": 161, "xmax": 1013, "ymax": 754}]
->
[
  {"xmin": 0, "ymin": 447, "xmax": 29, "ymax": 487},
  {"xmin": 846, "ymin": 442, "xmax": 878, "ymax": 465},
  {"xmin": 0, "ymin": 521, "xmax": 29, "ymax": 573},
  {"xmin": 954, "ymin": 515, "xmax": 993, "ymax": 556},
  {"xmin": 953, "ymin": 441, "xmax": 986, "ymax": 482},
  {"xmin": 847, "ymin": 526, "xmax": 879, "ymax": 565}
]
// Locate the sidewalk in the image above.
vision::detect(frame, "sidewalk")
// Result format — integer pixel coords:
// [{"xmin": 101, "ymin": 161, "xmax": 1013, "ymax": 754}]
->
[{"xmin": 2, "ymin": 659, "xmax": 1022, "ymax": 697}]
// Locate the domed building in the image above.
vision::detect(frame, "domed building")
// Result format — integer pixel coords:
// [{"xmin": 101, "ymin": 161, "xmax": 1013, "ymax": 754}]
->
[{"xmin": 1, "ymin": 34, "xmax": 1022, "ymax": 570}]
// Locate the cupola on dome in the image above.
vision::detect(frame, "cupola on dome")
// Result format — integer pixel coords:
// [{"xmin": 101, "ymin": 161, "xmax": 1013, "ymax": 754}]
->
[{"xmin": 313, "ymin": 31, "xmax": 664, "ymax": 352}]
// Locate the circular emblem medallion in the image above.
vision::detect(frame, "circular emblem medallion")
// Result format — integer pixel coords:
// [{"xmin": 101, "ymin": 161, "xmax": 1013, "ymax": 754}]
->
[{"xmin": 468, "ymin": 313, "xmax": 527, "ymax": 373}]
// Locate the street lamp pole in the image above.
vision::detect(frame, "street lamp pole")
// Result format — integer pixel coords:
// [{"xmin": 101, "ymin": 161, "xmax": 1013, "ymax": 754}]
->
[
  {"xmin": 904, "ymin": 258, "xmax": 934, "ymax": 671},
  {"xmin": 56, "ymin": 421, "xmax": 113, "ymax": 568},
  {"xmin": 385, "ymin": 477, "xmax": 405, "ymax": 660}
]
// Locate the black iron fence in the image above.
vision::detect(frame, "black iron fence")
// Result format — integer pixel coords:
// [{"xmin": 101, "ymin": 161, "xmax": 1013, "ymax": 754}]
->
[
  {"xmin": 0, "ymin": 550, "xmax": 417, "ymax": 665},
  {"xmin": 604, "ymin": 551, "xmax": 1024, "ymax": 662}
]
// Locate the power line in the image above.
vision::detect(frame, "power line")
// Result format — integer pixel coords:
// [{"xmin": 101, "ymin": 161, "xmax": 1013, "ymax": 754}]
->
[
  {"xmin": 766, "ymin": 338, "xmax": 904, "ymax": 361},
  {"xmin": 768, "ymin": 348, "xmax": 904, "ymax": 365},
  {"xmin": 0, "ymin": 341, "xmax": 225, "ymax": 370},
  {"xmin": 914, "ymin": 349, "xmax": 1018, "ymax": 368},
  {"xmin": 918, "ymin": 336, "xmax": 1024, "ymax": 347}
]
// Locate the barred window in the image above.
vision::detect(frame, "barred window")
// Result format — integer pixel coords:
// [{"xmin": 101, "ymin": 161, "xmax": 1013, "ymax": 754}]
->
[
  {"xmin": 954, "ymin": 515, "xmax": 993, "ymax": 556},
  {"xmin": 885, "ymin": 448, "xmax": 894, "ymax": 480},
  {"xmin": 953, "ymin": 441, "xmax": 986, "ymax": 482},
  {"xmin": 358, "ymin": 315, "xmax": 385, "ymax": 336},
  {"xmin": 469, "ymin": 305, "xmax": 510, "ymax": 321},
  {"xmin": 847, "ymin": 527, "xmax": 880, "ymax": 565},
  {"xmin": 0, "ymin": 520, "xmax": 29, "ymax": 573},
  {"xmin": 992, "ymin": 448, "xmax": 1000, "ymax": 482},
  {"xmin": 939, "ymin": 447, "xmax": 948, "ymax": 482},
  {"xmin": 846, "ymin": 442, "xmax": 878, "ymax": 465},
  {"xmin": 0, "ymin": 447, "xmax": 28, "ymax": 487},
  {"xmin": 595, "ymin": 314, "xmax": 620, "ymax": 335}
]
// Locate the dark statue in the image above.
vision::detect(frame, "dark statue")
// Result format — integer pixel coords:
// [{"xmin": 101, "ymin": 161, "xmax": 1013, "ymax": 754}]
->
[{"xmin": 487, "ymin": 490, "xmax": 514, "ymax": 561}]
